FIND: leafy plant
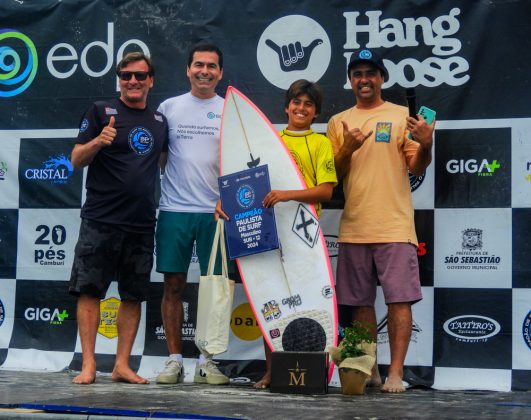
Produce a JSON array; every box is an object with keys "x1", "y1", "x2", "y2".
[{"x1": 340, "y1": 321, "x2": 375, "y2": 359}]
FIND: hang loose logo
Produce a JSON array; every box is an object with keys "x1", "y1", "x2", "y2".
[
  {"x1": 257, "y1": 15, "x2": 331, "y2": 90},
  {"x1": 265, "y1": 39, "x2": 323, "y2": 72}
]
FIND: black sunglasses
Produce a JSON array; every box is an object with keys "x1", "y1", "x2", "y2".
[{"x1": 118, "y1": 71, "x2": 150, "y2": 81}]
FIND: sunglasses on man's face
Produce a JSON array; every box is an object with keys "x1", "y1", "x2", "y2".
[{"x1": 117, "y1": 71, "x2": 150, "y2": 81}]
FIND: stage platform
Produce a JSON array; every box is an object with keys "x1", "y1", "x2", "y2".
[{"x1": 0, "y1": 370, "x2": 530, "y2": 419}]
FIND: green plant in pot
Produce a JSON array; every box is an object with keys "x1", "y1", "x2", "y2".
[{"x1": 329, "y1": 321, "x2": 376, "y2": 395}]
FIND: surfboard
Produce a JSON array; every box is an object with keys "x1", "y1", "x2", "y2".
[{"x1": 220, "y1": 86, "x2": 338, "y2": 359}]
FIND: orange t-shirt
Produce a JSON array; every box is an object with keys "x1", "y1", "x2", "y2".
[{"x1": 327, "y1": 101, "x2": 419, "y2": 246}]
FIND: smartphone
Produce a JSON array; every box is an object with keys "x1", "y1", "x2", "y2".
[
  {"x1": 408, "y1": 106, "x2": 436, "y2": 139},
  {"x1": 418, "y1": 106, "x2": 436, "y2": 124}
]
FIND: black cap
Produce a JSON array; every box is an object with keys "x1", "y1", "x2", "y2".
[{"x1": 347, "y1": 49, "x2": 388, "y2": 81}]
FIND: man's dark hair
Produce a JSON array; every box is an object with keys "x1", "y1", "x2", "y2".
[
  {"x1": 284, "y1": 79, "x2": 323, "y2": 116},
  {"x1": 187, "y1": 43, "x2": 223, "y2": 70},
  {"x1": 116, "y1": 52, "x2": 154, "y2": 76}
]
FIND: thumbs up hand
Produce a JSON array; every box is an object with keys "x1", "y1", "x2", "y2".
[{"x1": 98, "y1": 116, "x2": 117, "y2": 147}]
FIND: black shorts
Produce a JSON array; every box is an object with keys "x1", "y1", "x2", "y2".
[{"x1": 69, "y1": 219, "x2": 154, "y2": 300}]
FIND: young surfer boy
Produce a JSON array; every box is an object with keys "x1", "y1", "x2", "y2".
[
  {"x1": 215, "y1": 79, "x2": 337, "y2": 388},
  {"x1": 255, "y1": 79, "x2": 338, "y2": 388}
]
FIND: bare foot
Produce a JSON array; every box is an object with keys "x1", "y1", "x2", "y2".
[
  {"x1": 73, "y1": 368, "x2": 96, "y2": 385},
  {"x1": 366, "y1": 375, "x2": 382, "y2": 387},
  {"x1": 253, "y1": 372, "x2": 271, "y2": 389},
  {"x1": 381, "y1": 374, "x2": 406, "y2": 393},
  {"x1": 366, "y1": 364, "x2": 382, "y2": 387},
  {"x1": 111, "y1": 366, "x2": 149, "y2": 384}
]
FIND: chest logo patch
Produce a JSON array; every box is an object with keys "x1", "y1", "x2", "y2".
[
  {"x1": 79, "y1": 118, "x2": 89, "y2": 133},
  {"x1": 128, "y1": 126, "x2": 154, "y2": 155},
  {"x1": 375, "y1": 122, "x2": 392, "y2": 143}
]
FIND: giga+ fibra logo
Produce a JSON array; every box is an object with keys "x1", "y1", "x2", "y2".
[
  {"x1": 24, "y1": 307, "x2": 69, "y2": 325},
  {"x1": 446, "y1": 159, "x2": 501, "y2": 177},
  {"x1": 0, "y1": 29, "x2": 38, "y2": 97}
]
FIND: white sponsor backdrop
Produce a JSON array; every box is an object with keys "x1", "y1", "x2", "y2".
[
  {"x1": 1, "y1": 118, "x2": 531, "y2": 391},
  {"x1": 1, "y1": 0, "x2": 531, "y2": 391}
]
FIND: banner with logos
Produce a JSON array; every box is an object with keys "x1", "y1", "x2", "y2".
[{"x1": 1, "y1": 0, "x2": 530, "y2": 391}]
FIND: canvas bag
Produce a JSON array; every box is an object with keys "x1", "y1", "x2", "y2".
[{"x1": 194, "y1": 219, "x2": 235, "y2": 356}]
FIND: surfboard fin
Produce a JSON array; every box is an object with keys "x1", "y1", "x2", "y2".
[{"x1": 247, "y1": 153, "x2": 260, "y2": 168}]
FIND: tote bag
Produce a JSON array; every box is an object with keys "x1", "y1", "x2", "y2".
[{"x1": 194, "y1": 219, "x2": 235, "y2": 356}]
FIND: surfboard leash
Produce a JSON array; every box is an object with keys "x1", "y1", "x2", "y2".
[
  {"x1": 230, "y1": 90, "x2": 260, "y2": 168},
  {"x1": 277, "y1": 240, "x2": 296, "y2": 306}
]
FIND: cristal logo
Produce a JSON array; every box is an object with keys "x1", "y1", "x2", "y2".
[
  {"x1": 1, "y1": 23, "x2": 149, "y2": 97},
  {"x1": 24, "y1": 154, "x2": 74, "y2": 184},
  {"x1": 257, "y1": 15, "x2": 331, "y2": 89},
  {"x1": 446, "y1": 159, "x2": 501, "y2": 176},
  {"x1": 24, "y1": 307, "x2": 69, "y2": 324},
  {"x1": 0, "y1": 29, "x2": 38, "y2": 97},
  {"x1": 443, "y1": 315, "x2": 500, "y2": 341},
  {"x1": 343, "y1": 8, "x2": 469, "y2": 88}
]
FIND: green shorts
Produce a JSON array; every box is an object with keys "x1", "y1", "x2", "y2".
[{"x1": 155, "y1": 211, "x2": 222, "y2": 276}]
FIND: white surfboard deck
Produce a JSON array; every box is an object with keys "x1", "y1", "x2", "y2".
[{"x1": 220, "y1": 86, "x2": 338, "y2": 357}]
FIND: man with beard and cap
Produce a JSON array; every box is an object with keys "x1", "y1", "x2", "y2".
[{"x1": 327, "y1": 49, "x2": 435, "y2": 393}]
